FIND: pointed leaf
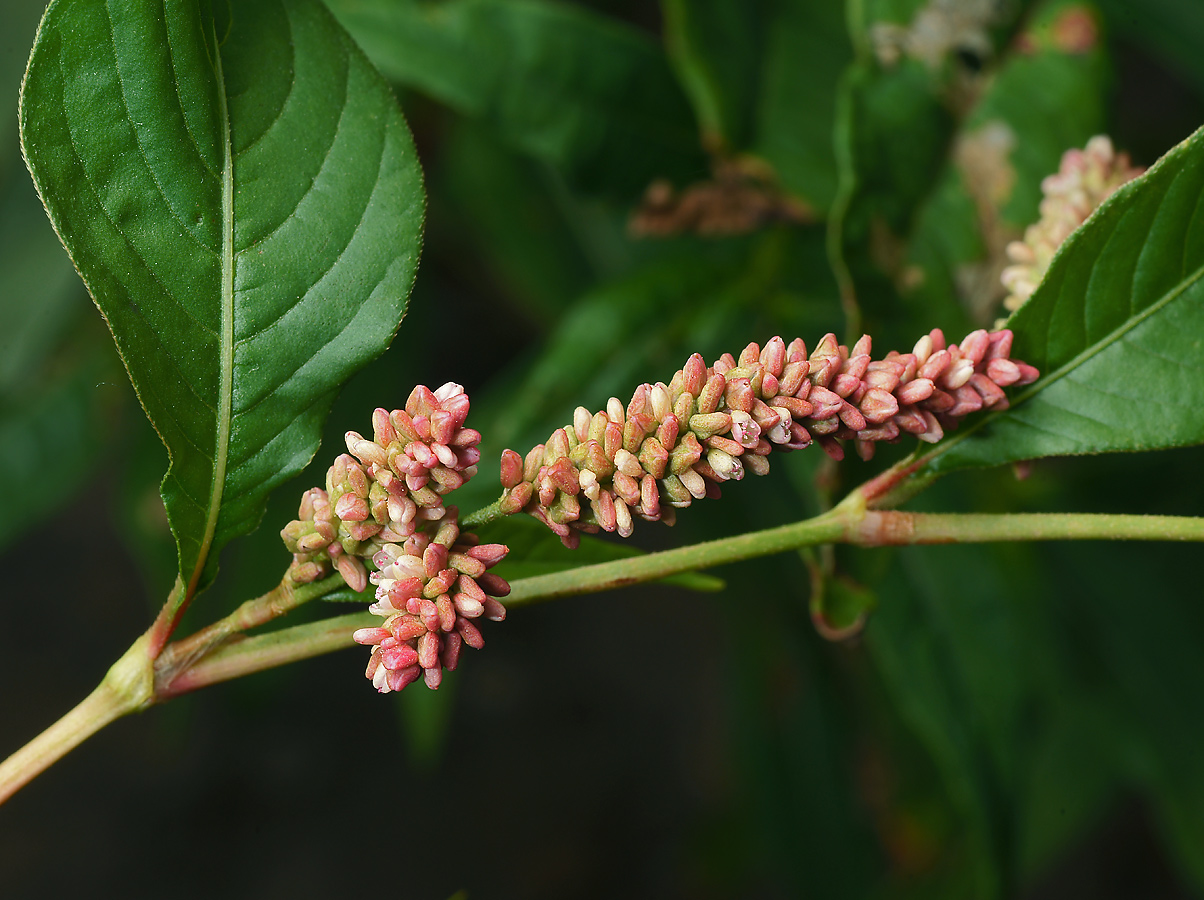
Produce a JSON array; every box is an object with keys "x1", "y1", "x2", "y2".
[
  {"x1": 20, "y1": 0, "x2": 424, "y2": 599},
  {"x1": 922, "y1": 125, "x2": 1204, "y2": 472}
]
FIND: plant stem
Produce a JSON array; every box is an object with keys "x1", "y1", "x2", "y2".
[
  {"x1": 5, "y1": 503, "x2": 1203, "y2": 804},
  {"x1": 0, "y1": 634, "x2": 154, "y2": 805},
  {"x1": 160, "y1": 611, "x2": 378, "y2": 698},
  {"x1": 852, "y1": 511, "x2": 1204, "y2": 545},
  {"x1": 506, "y1": 509, "x2": 849, "y2": 606},
  {"x1": 153, "y1": 573, "x2": 344, "y2": 693},
  {"x1": 462, "y1": 496, "x2": 510, "y2": 529},
  {"x1": 145, "y1": 577, "x2": 185, "y2": 658}
]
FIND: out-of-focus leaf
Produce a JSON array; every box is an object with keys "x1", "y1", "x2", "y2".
[
  {"x1": 0, "y1": 0, "x2": 56, "y2": 174},
  {"x1": 830, "y1": 0, "x2": 1030, "y2": 335},
  {"x1": 661, "y1": 0, "x2": 850, "y2": 212},
  {"x1": 476, "y1": 515, "x2": 724, "y2": 592},
  {"x1": 719, "y1": 554, "x2": 880, "y2": 895},
  {"x1": 0, "y1": 360, "x2": 114, "y2": 548},
  {"x1": 661, "y1": 0, "x2": 766, "y2": 149},
  {"x1": 1095, "y1": 0, "x2": 1204, "y2": 99},
  {"x1": 327, "y1": 0, "x2": 706, "y2": 195},
  {"x1": 0, "y1": 0, "x2": 89, "y2": 393},
  {"x1": 921, "y1": 124, "x2": 1204, "y2": 472},
  {"x1": 868, "y1": 544, "x2": 1044, "y2": 899},
  {"x1": 435, "y1": 120, "x2": 597, "y2": 322},
  {"x1": 0, "y1": 173, "x2": 86, "y2": 393},
  {"x1": 21, "y1": 0, "x2": 423, "y2": 604},
  {"x1": 752, "y1": 0, "x2": 851, "y2": 212},
  {"x1": 1051, "y1": 537, "x2": 1204, "y2": 889},
  {"x1": 474, "y1": 245, "x2": 770, "y2": 457}
]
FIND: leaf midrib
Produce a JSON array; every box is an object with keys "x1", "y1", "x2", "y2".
[{"x1": 186, "y1": 23, "x2": 234, "y2": 599}]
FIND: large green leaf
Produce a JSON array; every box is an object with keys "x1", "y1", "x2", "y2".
[
  {"x1": 326, "y1": 0, "x2": 705, "y2": 195},
  {"x1": 20, "y1": 0, "x2": 424, "y2": 600},
  {"x1": 922, "y1": 124, "x2": 1204, "y2": 472}
]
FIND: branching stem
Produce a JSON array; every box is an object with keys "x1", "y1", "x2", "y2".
[{"x1": 4, "y1": 501, "x2": 1204, "y2": 805}]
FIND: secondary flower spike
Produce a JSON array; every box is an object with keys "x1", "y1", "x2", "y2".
[{"x1": 500, "y1": 329, "x2": 1038, "y2": 546}]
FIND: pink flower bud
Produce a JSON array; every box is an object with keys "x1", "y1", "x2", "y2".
[{"x1": 859, "y1": 388, "x2": 899, "y2": 425}]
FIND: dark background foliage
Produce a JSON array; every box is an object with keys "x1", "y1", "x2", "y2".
[{"x1": 3, "y1": 0, "x2": 1204, "y2": 897}]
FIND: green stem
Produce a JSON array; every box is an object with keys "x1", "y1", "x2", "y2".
[
  {"x1": 171, "y1": 509, "x2": 1204, "y2": 691},
  {"x1": 462, "y1": 496, "x2": 510, "y2": 529},
  {"x1": 6, "y1": 503, "x2": 1203, "y2": 804},
  {"x1": 504, "y1": 508, "x2": 849, "y2": 606},
  {"x1": 160, "y1": 612, "x2": 378, "y2": 698},
  {"x1": 153, "y1": 573, "x2": 344, "y2": 692},
  {"x1": 853, "y1": 511, "x2": 1204, "y2": 545}
]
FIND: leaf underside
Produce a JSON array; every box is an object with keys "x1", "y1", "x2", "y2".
[{"x1": 21, "y1": 0, "x2": 424, "y2": 596}]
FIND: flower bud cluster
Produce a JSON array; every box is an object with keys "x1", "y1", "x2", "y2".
[
  {"x1": 280, "y1": 384, "x2": 507, "y2": 693},
  {"x1": 1002, "y1": 135, "x2": 1143, "y2": 312},
  {"x1": 281, "y1": 383, "x2": 482, "y2": 591},
  {"x1": 501, "y1": 329, "x2": 1038, "y2": 546},
  {"x1": 352, "y1": 509, "x2": 510, "y2": 692}
]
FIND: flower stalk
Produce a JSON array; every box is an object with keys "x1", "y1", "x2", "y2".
[
  {"x1": 148, "y1": 506, "x2": 1204, "y2": 694},
  {"x1": 3, "y1": 501, "x2": 1202, "y2": 805}
]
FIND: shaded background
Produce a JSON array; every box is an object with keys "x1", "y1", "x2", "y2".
[{"x1": 3, "y1": 0, "x2": 1204, "y2": 897}]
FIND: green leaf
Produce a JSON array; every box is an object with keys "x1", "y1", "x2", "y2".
[
  {"x1": 326, "y1": 0, "x2": 705, "y2": 195},
  {"x1": 20, "y1": 0, "x2": 424, "y2": 600},
  {"x1": 867, "y1": 545, "x2": 1040, "y2": 898},
  {"x1": 471, "y1": 246, "x2": 771, "y2": 461},
  {"x1": 922, "y1": 124, "x2": 1204, "y2": 472},
  {"x1": 1047, "y1": 535, "x2": 1204, "y2": 890},
  {"x1": 435, "y1": 120, "x2": 597, "y2": 322}
]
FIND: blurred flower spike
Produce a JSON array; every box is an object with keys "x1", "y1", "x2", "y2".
[
  {"x1": 1002, "y1": 135, "x2": 1144, "y2": 312},
  {"x1": 281, "y1": 384, "x2": 509, "y2": 692},
  {"x1": 502, "y1": 329, "x2": 1038, "y2": 547}
]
